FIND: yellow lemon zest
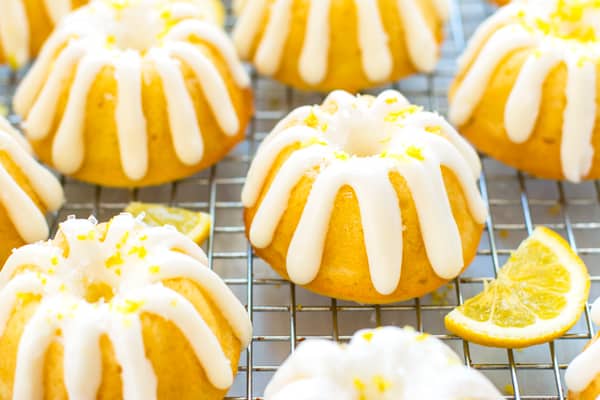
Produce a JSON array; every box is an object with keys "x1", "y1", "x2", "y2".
[
  {"x1": 105, "y1": 252, "x2": 124, "y2": 268},
  {"x1": 118, "y1": 299, "x2": 144, "y2": 314},
  {"x1": 304, "y1": 111, "x2": 319, "y2": 128},
  {"x1": 406, "y1": 145, "x2": 425, "y2": 161},
  {"x1": 128, "y1": 246, "x2": 147, "y2": 259},
  {"x1": 149, "y1": 265, "x2": 161, "y2": 274},
  {"x1": 373, "y1": 374, "x2": 392, "y2": 393},
  {"x1": 362, "y1": 331, "x2": 374, "y2": 342}
]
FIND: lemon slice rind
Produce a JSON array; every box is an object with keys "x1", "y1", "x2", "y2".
[{"x1": 445, "y1": 227, "x2": 589, "y2": 348}]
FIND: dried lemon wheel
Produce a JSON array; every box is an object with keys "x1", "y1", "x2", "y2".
[
  {"x1": 445, "y1": 227, "x2": 590, "y2": 348},
  {"x1": 124, "y1": 202, "x2": 211, "y2": 245}
]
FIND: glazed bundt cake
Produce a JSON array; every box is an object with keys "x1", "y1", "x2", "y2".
[
  {"x1": 0, "y1": 0, "x2": 87, "y2": 68},
  {"x1": 265, "y1": 326, "x2": 502, "y2": 399},
  {"x1": 0, "y1": 213, "x2": 252, "y2": 399},
  {"x1": 450, "y1": 0, "x2": 600, "y2": 182},
  {"x1": 0, "y1": 116, "x2": 64, "y2": 265},
  {"x1": 14, "y1": 0, "x2": 253, "y2": 188},
  {"x1": 233, "y1": 0, "x2": 450, "y2": 92},
  {"x1": 566, "y1": 296, "x2": 600, "y2": 399},
  {"x1": 242, "y1": 90, "x2": 487, "y2": 304}
]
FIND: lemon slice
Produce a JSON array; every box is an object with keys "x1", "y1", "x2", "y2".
[
  {"x1": 445, "y1": 227, "x2": 590, "y2": 348},
  {"x1": 124, "y1": 202, "x2": 211, "y2": 245}
]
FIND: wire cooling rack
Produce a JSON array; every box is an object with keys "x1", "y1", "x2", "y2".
[{"x1": 1, "y1": 0, "x2": 599, "y2": 398}]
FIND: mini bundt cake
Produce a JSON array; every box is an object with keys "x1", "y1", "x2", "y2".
[
  {"x1": 566, "y1": 296, "x2": 600, "y2": 399},
  {"x1": 0, "y1": 0, "x2": 87, "y2": 68},
  {"x1": 450, "y1": 0, "x2": 600, "y2": 182},
  {"x1": 265, "y1": 326, "x2": 503, "y2": 399},
  {"x1": 0, "y1": 116, "x2": 64, "y2": 265},
  {"x1": 242, "y1": 90, "x2": 487, "y2": 304},
  {"x1": 0, "y1": 213, "x2": 252, "y2": 399},
  {"x1": 13, "y1": 0, "x2": 253, "y2": 188},
  {"x1": 232, "y1": 0, "x2": 450, "y2": 92}
]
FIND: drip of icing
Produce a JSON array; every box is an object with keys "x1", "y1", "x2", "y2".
[
  {"x1": 566, "y1": 297, "x2": 600, "y2": 393},
  {"x1": 14, "y1": 0, "x2": 250, "y2": 181},
  {"x1": 298, "y1": 0, "x2": 331, "y2": 85},
  {"x1": 396, "y1": 0, "x2": 440, "y2": 72},
  {"x1": 167, "y1": 41, "x2": 240, "y2": 135},
  {"x1": 432, "y1": 0, "x2": 451, "y2": 20},
  {"x1": 504, "y1": 49, "x2": 561, "y2": 142},
  {"x1": 355, "y1": 0, "x2": 392, "y2": 82},
  {"x1": 231, "y1": 0, "x2": 267, "y2": 59},
  {"x1": 561, "y1": 58, "x2": 596, "y2": 182},
  {"x1": 0, "y1": 121, "x2": 64, "y2": 243},
  {"x1": 264, "y1": 326, "x2": 503, "y2": 399},
  {"x1": 0, "y1": 0, "x2": 28, "y2": 67},
  {"x1": 285, "y1": 158, "x2": 404, "y2": 294},
  {"x1": 457, "y1": 3, "x2": 520, "y2": 69},
  {"x1": 450, "y1": 0, "x2": 600, "y2": 182},
  {"x1": 242, "y1": 90, "x2": 486, "y2": 295},
  {"x1": 0, "y1": 0, "x2": 71, "y2": 67},
  {"x1": 233, "y1": 0, "x2": 448, "y2": 86},
  {"x1": 114, "y1": 50, "x2": 148, "y2": 181},
  {"x1": 53, "y1": 52, "x2": 112, "y2": 174},
  {"x1": 253, "y1": 0, "x2": 292, "y2": 76},
  {"x1": 148, "y1": 46, "x2": 204, "y2": 165},
  {"x1": 0, "y1": 214, "x2": 252, "y2": 399},
  {"x1": 449, "y1": 24, "x2": 538, "y2": 125},
  {"x1": 0, "y1": 115, "x2": 31, "y2": 151}
]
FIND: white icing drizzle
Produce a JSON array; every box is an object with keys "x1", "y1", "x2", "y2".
[
  {"x1": 0, "y1": 119, "x2": 64, "y2": 244},
  {"x1": 449, "y1": 25, "x2": 538, "y2": 125},
  {"x1": 167, "y1": 41, "x2": 240, "y2": 135},
  {"x1": 355, "y1": 0, "x2": 392, "y2": 82},
  {"x1": 242, "y1": 90, "x2": 486, "y2": 295},
  {"x1": 396, "y1": 0, "x2": 440, "y2": 72},
  {"x1": 0, "y1": 115, "x2": 31, "y2": 152},
  {"x1": 253, "y1": 0, "x2": 292, "y2": 77},
  {"x1": 232, "y1": 0, "x2": 448, "y2": 86},
  {"x1": 449, "y1": 0, "x2": 600, "y2": 182},
  {"x1": 114, "y1": 50, "x2": 148, "y2": 181},
  {"x1": 148, "y1": 46, "x2": 204, "y2": 165},
  {"x1": 0, "y1": 0, "x2": 71, "y2": 67},
  {"x1": 504, "y1": 50, "x2": 562, "y2": 143},
  {"x1": 566, "y1": 296, "x2": 600, "y2": 393},
  {"x1": 298, "y1": 0, "x2": 331, "y2": 85},
  {"x1": 0, "y1": 214, "x2": 253, "y2": 399},
  {"x1": 14, "y1": 0, "x2": 250, "y2": 181},
  {"x1": 265, "y1": 326, "x2": 503, "y2": 399},
  {"x1": 432, "y1": 0, "x2": 451, "y2": 20},
  {"x1": 561, "y1": 59, "x2": 597, "y2": 182},
  {"x1": 53, "y1": 52, "x2": 112, "y2": 174},
  {"x1": 457, "y1": 3, "x2": 520, "y2": 70}
]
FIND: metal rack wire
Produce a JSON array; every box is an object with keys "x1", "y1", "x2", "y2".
[{"x1": 1, "y1": 0, "x2": 599, "y2": 398}]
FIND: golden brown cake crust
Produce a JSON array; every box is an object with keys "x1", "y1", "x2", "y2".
[
  {"x1": 450, "y1": 45, "x2": 600, "y2": 181},
  {"x1": 0, "y1": 150, "x2": 47, "y2": 265},
  {"x1": 0, "y1": 0, "x2": 87, "y2": 65},
  {"x1": 241, "y1": 0, "x2": 445, "y2": 92},
  {"x1": 0, "y1": 264, "x2": 243, "y2": 399},
  {"x1": 243, "y1": 144, "x2": 483, "y2": 304},
  {"x1": 28, "y1": 43, "x2": 253, "y2": 188}
]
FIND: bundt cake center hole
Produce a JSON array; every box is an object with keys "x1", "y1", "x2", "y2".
[
  {"x1": 84, "y1": 281, "x2": 115, "y2": 303},
  {"x1": 328, "y1": 108, "x2": 387, "y2": 157},
  {"x1": 103, "y1": 0, "x2": 168, "y2": 51}
]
